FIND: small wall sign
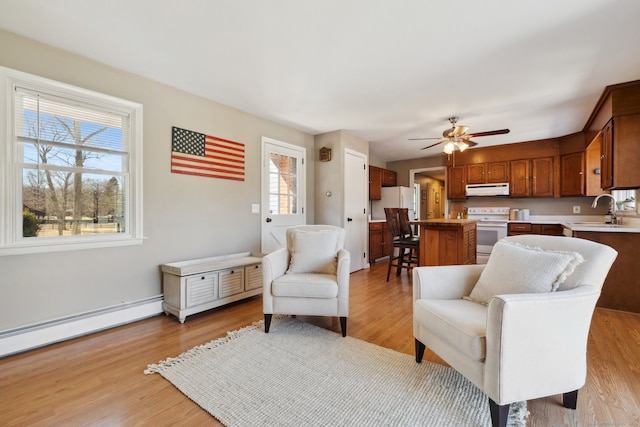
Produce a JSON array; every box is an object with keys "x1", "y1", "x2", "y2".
[{"x1": 319, "y1": 146, "x2": 332, "y2": 162}]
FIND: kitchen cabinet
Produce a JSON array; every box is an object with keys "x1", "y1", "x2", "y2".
[
  {"x1": 574, "y1": 231, "x2": 640, "y2": 313},
  {"x1": 560, "y1": 152, "x2": 585, "y2": 196},
  {"x1": 510, "y1": 157, "x2": 554, "y2": 198},
  {"x1": 369, "y1": 166, "x2": 382, "y2": 200},
  {"x1": 369, "y1": 221, "x2": 391, "y2": 262},
  {"x1": 600, "y1": 115, "x2": 640, "y2": 190},
  {"x1": 382, "y1": 169, "x2": 397, "y2": 186},
  {"x1": 369, "y1": 166, "x2": 397, "y2": 200},
  {"x1": 161, "y1": 252, "x2": 263, "y2": 323},
  {"x1": 447, "y1": 165, "x2": 467, "y2": 200},
  {"x1": 466, "y1": 161, "x2": 509, "y2": 184},
  {"x1": 508, "y1": 223, "x2": 563, "y2": 236},
  {"x1": 414, "y1": 219, "x2": 477, "y2": 266}
]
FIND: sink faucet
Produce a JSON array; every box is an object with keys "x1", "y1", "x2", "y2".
[{"x1": 591, "y1": 194, "x2": 617, "y2": 223}]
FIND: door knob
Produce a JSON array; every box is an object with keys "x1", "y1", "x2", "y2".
[
  {"x1": 266, "y1": 218, "x2": 272, "y2": 223},
  {"x1": 347, "y1": 217, "x2": 353, "y2": 222}
]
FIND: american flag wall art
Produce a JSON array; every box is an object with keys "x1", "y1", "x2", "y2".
[{"x1": 171, "y1": 126, "x2": 245, "y2": 181}]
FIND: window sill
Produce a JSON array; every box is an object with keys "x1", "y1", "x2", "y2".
[{"x1": 0, "y1": 237, "x2": 145, "y2": 256}]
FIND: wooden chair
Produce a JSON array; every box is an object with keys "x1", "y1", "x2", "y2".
[
  {"x1": 384, "y1": 208, "x2": 419, "y2": 281},
  {"x1": 398, "y1": 207, "x2": 419, "y2": 265}
]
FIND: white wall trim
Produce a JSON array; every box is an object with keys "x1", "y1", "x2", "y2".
[{"x1": 0, "y1": 297, "x2": 163, "y2": 358}]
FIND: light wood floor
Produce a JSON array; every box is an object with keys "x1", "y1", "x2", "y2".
[{"x1": 1, "y1": 261, "x2": 639, "y2": 426}]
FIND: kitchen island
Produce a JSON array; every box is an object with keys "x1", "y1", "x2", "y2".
[{"x1": 412, "y1": 219, "x2": 479, "y2": 266}]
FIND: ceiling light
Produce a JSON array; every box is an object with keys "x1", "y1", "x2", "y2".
[
  {"x1": 443, "y1": 142, "x2": 455, "y2": 155},
  {"x1": 457, "y1": 141, "x2": 469, "y2": 152}
]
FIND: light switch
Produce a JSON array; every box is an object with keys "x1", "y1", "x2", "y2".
[{"x1": 252, "y1": 204, "x2": 260, "y2": 213}]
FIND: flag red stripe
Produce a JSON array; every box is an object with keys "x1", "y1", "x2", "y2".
[
  {"x1": 171, "y1": 162, "x2": 244, "y2": 177},
  {"x1": 171, "y1": 169, "x2": 245, "y2": 181},
  {"x1": 172, "y1": 153, "x2": 245, "y2": 171}
]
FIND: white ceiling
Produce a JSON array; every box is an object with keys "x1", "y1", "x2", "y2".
[{"x1": 1, "y1": 0, "x2": 639, "y2": 162}]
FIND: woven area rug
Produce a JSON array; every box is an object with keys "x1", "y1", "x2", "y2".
[{"x1": 145, "y1": 317, "x2": 528, "y2": 426}]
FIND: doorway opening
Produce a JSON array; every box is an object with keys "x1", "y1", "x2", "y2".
[{"x1": 409, "y1": 167, "x2": 447, "y2": 220}]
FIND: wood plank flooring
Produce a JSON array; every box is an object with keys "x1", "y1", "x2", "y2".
[{"x1": 1, "y1": 261, "x2": 639, "y2": 426}]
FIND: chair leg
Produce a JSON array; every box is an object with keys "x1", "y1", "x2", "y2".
[
  {"x1": 396, "y1": 247, "x2": 405, "y2": 276},
  {"x1": 386, "y1": 250, "x2": 394, "y2": 282},
  {"x1": 339, "y1": 317, "x2": 347, "y2": 337},
  {"x1": 488, "y1": 399, "x2": 509, "y2": 427},
  {"x1": 264, "y1": 314, "x2": 272, "y2": 333},
  {"x1": 415, "y1": 339, "x2": 425, "y2": 363},
  {"x1": 563, "y1": 389, "x2": 578, "y2": 409}
]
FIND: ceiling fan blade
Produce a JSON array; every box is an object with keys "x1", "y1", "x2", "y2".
[
  {"x1": 452, "y1": 125, "x2": 469, "y2": 137},
  {"x1": 460, "y1": 138, "x2": 478, "y2": 147},
  {"x1": 408, "y1": 137, "x2": 440, "y2": 141},
  {"x1": 465, "y1": 128, "x2": 510, "y2": 138},
  {"x1": 420, "y1": 140, "x2": 445, "y2": 150}
]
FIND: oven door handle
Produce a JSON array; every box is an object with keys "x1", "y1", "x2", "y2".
[{"x1": 477, "y1": 223, "x2": 508, "y2": 228}]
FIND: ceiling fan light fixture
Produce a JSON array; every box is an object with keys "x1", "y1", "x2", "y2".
[
  {"x1": 443, "y1": 142, "x2": 455, "y2": 155},
  {"x1": 457, "y1": 141, "x2": 469, "y2": 152}
]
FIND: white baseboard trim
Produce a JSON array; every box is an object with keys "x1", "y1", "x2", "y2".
[{"x1": 0, "y1": 297, "x2": 164, "y2": 358}]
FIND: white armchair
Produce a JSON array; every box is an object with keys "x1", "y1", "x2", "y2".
[
  {"x1": 262, "y1": 225, "x2": 350, "y2": 336},
  {"x1": 413, "y1": 235, "x2": 617, "y2": 427}
]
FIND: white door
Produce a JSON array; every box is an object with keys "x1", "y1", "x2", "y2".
[
  {"x1": 261, "y1": 137, "x2": 306, "y2": 254},
  {"x1": 344, "y1": 149, "x2": 368, "y2": 272}
]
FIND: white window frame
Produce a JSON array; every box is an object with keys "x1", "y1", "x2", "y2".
[{"x1": 0, "y1": 67, "x2": 143, "y2": 256}]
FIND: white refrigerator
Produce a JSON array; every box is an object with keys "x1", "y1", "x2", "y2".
[{"x1": 371, "y1": 186, "x2": 415, "y2": 220}]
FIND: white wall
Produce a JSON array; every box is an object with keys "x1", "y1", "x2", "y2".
[{"x1": 0, "y1": 30, "x2": 315, "y2": 332}]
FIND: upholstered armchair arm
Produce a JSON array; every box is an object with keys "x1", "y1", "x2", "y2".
[
  {"x1": 336, "y1": 248, "x2": 350, "y2": 316},
  {"x1": 483, "y1": 285, "x2": 601, "y2": 405},
  {"x1": 413, "y1": 264, "x2": 485, "y2": 302},
  {"x1": 262, "y1": 247, "x2": 289, "y2": 313}
]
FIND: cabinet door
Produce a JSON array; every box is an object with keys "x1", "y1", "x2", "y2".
[
  {"x1": 600, "y1": 119, "x2": 613, "y2": 189},
  {"x1": 368, "y1": 223, "x2": 383, "y2": 261},
  {"x1": 561, "y1": 152, "x2": 585, "y2": 196},
  {"x1": 531, "y1": 157, "x2": 554, "y2": 197},
  {"x1": 382, "y1": 169, "x2": 397, "y2": 186},
  {"x1": 509, "y1": 159, "x2": 530, "y2": 197},
  {"x1": 486, "y1": 161, "x2": 509, "y2": 183},
  {"x1": 186, "y1": 273, "x2": 218, "y2": 307},
  {"x1": 369, "y1": 166, "x2": 382, "y2": 200},
  {"x1": 466, "y1": 164, "x2": 486, "y2": 184},
  {"x1": 447, "y1": 166, "x2": 466, "y2": 200},
  {"x1": 244, "y1": 264, "x2": 263, "y2": 291},
  {"x1": 219, "y1": 269, "x2": 245, "y2": 298},
  {"x1": 610, "y1": 114, "x2": 640, "y2": 189}
]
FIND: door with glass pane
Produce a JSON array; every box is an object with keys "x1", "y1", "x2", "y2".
[{"x1": 261, "y1": 137, "x2": 306, "y2": 254}]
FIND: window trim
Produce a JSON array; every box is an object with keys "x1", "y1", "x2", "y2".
[{"x1": 0, "y1": 66, "x2": 143, "y2": 256}]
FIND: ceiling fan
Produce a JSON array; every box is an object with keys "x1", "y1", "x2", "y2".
[{"x1": 410, "y1": 116, "x2": 510, "y2": 154}]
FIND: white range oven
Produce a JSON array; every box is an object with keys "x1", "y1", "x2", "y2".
[{"x1": 467, "y1": 207, "x2": 510, "y2": 264}]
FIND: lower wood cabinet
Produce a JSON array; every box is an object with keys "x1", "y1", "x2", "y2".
[
  {"x1": 161, "y1": 252, "x2": 263, "y2": 323},
  {"x1": 369, "y1": 221, "x2": 391, "y2": 262},
  {"x1": 508, "y1": 223, "x2": 564, "y2": 236}
]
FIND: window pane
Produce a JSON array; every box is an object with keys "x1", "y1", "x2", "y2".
[
  {"x1": 22, "y1": 170, "x2": 125, "y2": 238},
  {"x1": 268, "y1": 152, "x2": 299, "y2": 215}
]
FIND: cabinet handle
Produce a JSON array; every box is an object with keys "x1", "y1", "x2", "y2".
[{"x1": 201, "y1": 276, "x2": 205, "y2": 280}]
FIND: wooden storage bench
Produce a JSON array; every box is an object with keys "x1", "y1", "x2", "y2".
[{"x1": 160, "y1": 252, "x2": 263, "y2": 323}]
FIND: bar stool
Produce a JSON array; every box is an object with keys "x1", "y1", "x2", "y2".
[
  {"x1": 384, "y1": 208, "x2": 419, "y2": 281},
  {"x1": 398, "y1": 207, "x2": 420, "y2": 266}
]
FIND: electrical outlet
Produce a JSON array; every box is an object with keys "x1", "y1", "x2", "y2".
[
  {"x1": 252, "y1": 204, "x2": 260, "y2": 213},
  {"x1": 573, "y1": 206, "x2": 581, "y2": 214}
]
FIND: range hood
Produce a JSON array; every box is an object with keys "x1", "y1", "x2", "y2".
[{"x1": 466, "y1": 183, "x2": 510, "y2": 197}]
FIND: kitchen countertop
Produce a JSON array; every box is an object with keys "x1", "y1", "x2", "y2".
[{"x1": 411, "y1": 219, "x2": 480, "y2": 226}]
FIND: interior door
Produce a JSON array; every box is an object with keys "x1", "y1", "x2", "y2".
[
  {"x1": 261, "y1": 137, "x2": 306, "y2": 254},
  {"x1": 344, "y1": 149, "x2": 368, "y2": 272}
]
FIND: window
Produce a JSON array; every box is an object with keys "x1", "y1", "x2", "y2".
[
  {"x1": 0, "y1": 67, "x2": 143, "y2": 255},
  {"x1": 268, "y1": 152, "x2": 299, "y2": 215},
  {"x1": 612, "y1": 189, "x2": 636, "y2": 214}
]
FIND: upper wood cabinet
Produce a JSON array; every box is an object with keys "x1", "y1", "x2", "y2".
[
  {"x1": 369, "y1": 166, "x2": 382, "y2": 200},
  {"x1": 510, "y1": 157, "x2": 554, "y2": 198},
  {"x1": 447, "y1": 165, "x2": 466, "y2": 200},
  {"x1": 466, "y1": 161, "x2": 509, "y2": 184},
  {"x1": 369, "y1": 166, "x2": 397, "y2": 200},
  {"x1": 382, "y1": 169, "x2": 397, "y2": 187},
  {"x1": 600, "y1": 115, "x2": 640, "y2": 190},
  {"x1": 560, "y1": 152, "x2": 585, "y2": 196}
]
